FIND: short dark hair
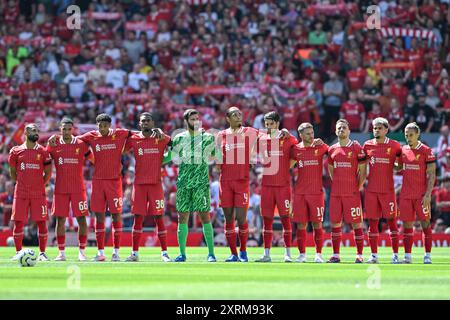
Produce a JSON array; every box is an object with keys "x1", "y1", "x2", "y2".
[
  {"x1": 183, "y1": 109, "x2": 198, "y2": 121},
  {"x1": 140, "y1": 112, "x2": 153, "y2": 121},
  {"x1": 96, "y1": 113, "x2": 112, "y2": 123},
  {"x1": 60, "y1": 117, "x2": 74, "y2": 126},
  {"x1": 226, "y1": 106, "x2": 240, "y2": 118},
  {"x1": 263, "y1": 111, "x2": 280, "y2": 123}
]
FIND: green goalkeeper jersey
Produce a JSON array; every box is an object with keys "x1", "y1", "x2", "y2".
[{"x1": 169, "y1": 130, "x2": 216, "y2": 189}]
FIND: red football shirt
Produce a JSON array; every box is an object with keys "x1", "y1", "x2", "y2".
[
  {"x1": 363, "y1": 137, "x2": 402, "y2": 193},
  {"x1": 291, "y1": 142, "x2": 328, "y2": 194},
  {"x1": 340, "y1": 101, "x2": 365, "y2": 131},
  {"x1": 280, "y1": 106, "x2": 299, "y2": 131},
  {"x1": 47, "y1": 136, "x2": 90, "y2": 194},
  {"x1": 8, "y1": 144, "x2": 51, "y2": 198},
  {"x1": 259, "y1": 133, "x2": 298, "y2": 186},
  {"x1": 125, "y1": 132, "x2": 170, "y2": 185},
  {"x1": 399, "y1": 142, "x2": 436, "y2": 199},
  {"x1": 346, "y1": 68, "x2": 367, "y2": 91},
  {"x1": 78, "y1": 128, "x2": 131, "y2": 180},
  {"x1": 217, "y1": 127, "x2": 259, "y2": 181},
  {"x1": 328, "y1": 140, "x2": 367, "y2": 196},
  {"x1": 436, "y1": 188, "x2": 450, "y2": 212}
]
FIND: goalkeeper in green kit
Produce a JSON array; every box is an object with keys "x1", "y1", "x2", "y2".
[{"x1": 165, "y1": 109, "x2": 217, "y2": 262}]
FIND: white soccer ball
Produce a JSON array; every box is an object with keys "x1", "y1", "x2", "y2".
[
  {"x1": 18, "y1": 249, "x2": 37, "y2": 267},
  {"x1": 6, "y1": 236, "x2": 14, "y2": 247}
]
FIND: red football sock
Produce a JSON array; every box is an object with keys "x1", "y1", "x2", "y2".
[
  {"x1": 263, "y1": 217, "x2": 274, "y2": 249},
  {"x1": 13, "y1": 221, "x2": 24, "y2": 252},
  {"x1": 225, "y1": 222, "x2": 238, "y2": 255},
  {"x1": 78, "y1": 234, "x2": 87, "y2": 250},
  {"x1": 296, "y1": 229, "x2": 306, "y2": 254},
  {"x1": 57, "y1": 235, "x2": 65, "y2": 251},
  {"x1": 331, "y1": 227, "x2": 342, "y2": 255},
  {"x1": 95, "y1": 222, "x2": 105, "y2": 250},
  {"x1": 368, "y1": 220, "x2": 379, "y2": 254},
  {"x1": 112, "y1": 220, "x2": 122, "y2": 249},
  {"x1": 132, "y1": 215, "x2": 144, "y2": 252},
  {"x1": 313, "y1": 228, "x2": 323, "y2": 254},
  {"x1": 280, "y1": 216, "x2": 292, "y2": 248},
  {"x1": 388, "y1": 219, "x2": 399, "y2": 254},
  {"x1": 238, "y1": 222, "x2": 249, "y2": 252},
  {"x1": 155, "y1": 216, "x2": 167, "y2": 251},
  {"x1": 37, "y1": 221, "x2": 48, "y2": 253},
  {"x1": 354, "y1": 228, "x2": 365, "y2": 255},
  {"x1": 403, "y1": 227, "x2": 414, "y2": 254},
  {"x1": 423, "y1": 226, "x2": 432, "y2": 253}
]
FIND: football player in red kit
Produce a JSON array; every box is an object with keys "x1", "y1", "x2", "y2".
[
  {"x1": 47, "y1": 118, "x2": 93, "y2": 261},
  {"x1": 9, "y1": 124, "x2": 52, "y2": 261},
  {"x1": 216, "y1": 107, "x2": 259, "y2": 262},
  {"x1": 124, "y1": 113, "x2": 172, "y2": 262},
  {"x1": 327, "y1": 119, "x2": 367, "y2": 263},
  {"x1": 290, "y1": 123, "x2": 328, "y2": 263},
  {"x1": 399, "y1": 122, "x2": 436, "y2": 264},
  {"x1": 255, "y1": 111, "x2": 298, "y2": 263},
  {"x1": 363, "y1": 117, "x2": 402, "y2": 264}
]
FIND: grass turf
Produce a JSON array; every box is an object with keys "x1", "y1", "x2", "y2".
[{"x1": 1, "y1": 246, "x2": 449, "y2": 300}]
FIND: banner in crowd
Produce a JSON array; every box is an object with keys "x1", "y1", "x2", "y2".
[
  {"x1": 374, "y1": 61, "x2": 417, "y2": 77},
  {"x1": 125, "y1": 21, "x2": 158, "y2": 32},
  {"x1": 87, "y1": 12, "x2": 122, "y2": 20},
  {"x1": 186, "y1": 0, "x2": 215, "y2": 5},
  {"x1": 184, "y1": 82, "x2": 308, "y2": 98},
  {"x1": 1, "y1": 36, "x2": 56, "y2": 47},
  {"x1": 306, "y1": 1, "x2": 357, "y2": 16},
  {"x1": 379, "y1": 27, "x2": 437, "y2": 42}
]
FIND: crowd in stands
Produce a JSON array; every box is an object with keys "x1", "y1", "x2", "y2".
[{"x1": 0, "y1": 0, "x2": 450, "y2": 245}]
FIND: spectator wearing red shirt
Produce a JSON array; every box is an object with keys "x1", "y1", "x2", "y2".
[
  {"x1": 363, "y1": 101, "x2": 386, "y2": 133},
  {"x1": 346, "y1": 60, "x2": 367, "y2": 92},
  {"x1": 436, "y1": 178, "x2": 450, "y2": 228},
  {"x1": 340, "y1": 91, "x2": 366, "y2": 132},
  {"x1": 391, "y1": 75, "x2": 409, "y2": 106},
  {"x1": 387, "y1": 98, "x2": 406, "y2": 132},
  {"x1": 408, "y1": 38, "x2": 426, "y2": 75}
]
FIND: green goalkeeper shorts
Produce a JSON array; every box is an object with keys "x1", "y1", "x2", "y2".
[{"x1": 176, "y1": 184, "x2": 211, "y2": 213}]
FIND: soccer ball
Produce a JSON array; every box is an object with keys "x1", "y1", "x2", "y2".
[
  {"x1": 6, "y1": 236, "x2": 14, "y2": 247},
  {"x1": 18, "y1": 249, "x2": 37, "y2": 267}
]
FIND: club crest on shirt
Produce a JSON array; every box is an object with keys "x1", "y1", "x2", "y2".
[
  {"x1": 75, "y1": 148, "x2": 80, "y2": 155},
  {"x1": 280, "y1": 140, "x2": 284, "y2": 147},
  {"x1": 111, "y1": 134, "x2": 116, "y2": 140},
  {"x1": 347, "y1": 151, "x2": 353, "y2": 158},
  {"x1": 314, "y1": 149, "x2": 319, "y2": 156},
  {"x1": 386, "y1": 147, "x2": 391, "y2": 155},
  {"x1": 36, "y1": 154, "x2": 41, "y2": 160},
  {"x1": 415, "y1": 154, "x2": 421, "y2": 161}
]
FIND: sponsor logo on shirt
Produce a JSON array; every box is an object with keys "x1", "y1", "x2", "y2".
[
  {"x1": 138, "y1": 147, "x2": 159, "y2": 155},
  {"x1": 20, "y1": 163, "x2": 41, "y2": 170},
  {"x1": 404, "y1": 164, "x2": 420, "y2": 170},
  {"x1": 334, "y1": 162, "x2": 352, "y2": 168},
  {"x1": 370, "y1": 157, "x2": 390, "y2": 165},
  {"x1": 58, "y1": 157, "x2": 79, "y2": 165},
  {"x1": 225, "y1": 143, "x2": 245, "y2": 151},
  {"x1": 95, "y1": 144, "x2": 116, "y2": 152}
]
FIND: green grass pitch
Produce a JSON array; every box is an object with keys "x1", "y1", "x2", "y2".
[{"x1": 1, "y1": 247, "x2": 449, "y2": 299}]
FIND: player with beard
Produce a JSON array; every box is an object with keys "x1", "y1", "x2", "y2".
[
  {"x1": 166, "y1": 109, "x2": 217, "y2": 262},
  {"x1": 9, "y1": 124, "x2": 52, "y2": 261}
]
